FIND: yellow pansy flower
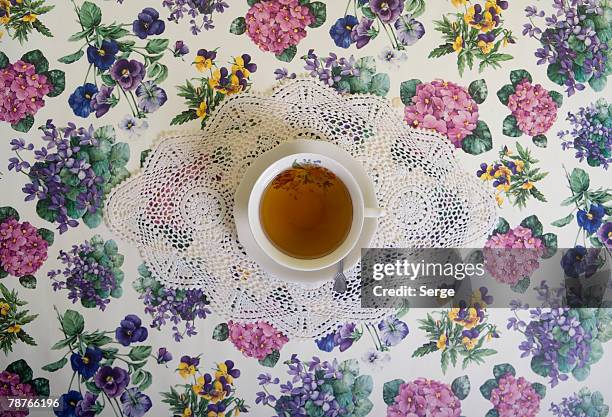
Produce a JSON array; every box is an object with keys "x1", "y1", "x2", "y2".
[
  {"x1": 22, "y1": 13, "x2": 37, "y2": 22},
  {"x1": 178, "y1": 362, "x2": 196, "y2": 379},
  {"x1": 0, "y1": 302, "x2": 10, "y2": 316},
  {"x1": 495, "y1": 194, "x2": 504, "y2": 206},
  {"x1": 215, "y1": 362, "x2": 234, "y2": 385},
  {"x1": 452, "y1": 35, "x2": 463, "y2": 53},
  {"x1": 194, "y1": 55, "x2": 214, "y2": 72},
  {"x1": 436, "y1": 334, "x2": 447, "y2": 351},
  {"x1": 8, "y1": 324, "x2": 21, "y2": 333},
  {"x1": 521, "y1": 181, "x2": 534, "y2": 190},
  {"x1": 462, "y1": 336, "x2": 477, "y2": 350},
  {"x1": 182, "y1": 408, "x2": 192, "y2": 417},
  {"x1": 478, "y1": 40, "x2": 494, "y2": 54},
  {"x1": 231, "y1": 55, "x2": 251, "y2": 78},
  {"x1": 196, "y1": 101, "x2": 208, "y2": 119},
  {"x1": 451, "y1": 0, "x2": 467, "y2": 7}
]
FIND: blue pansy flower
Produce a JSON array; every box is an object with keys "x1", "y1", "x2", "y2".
[
  {"x1": 55, "y1": 390, "x2": 83, "y2": 417},
  {"x1": 70, "y1": 346, "x2": 103, "y2": 379},
  {"x1": 576, "y1": 204, "x2": 605, "y2": 234},
  {"x1": 329, "y1": 15, "x2": 358, "y2": 48},
  {"x1": 315, "y1": 332, "x2": 336, "y2": 352},
  {"x1": 68, "y1": 83, "x2": 98, "y2": 118},
  {"x1": 86, "y1": 40, "x2": 119, "y2": 71},
  {"x1": 132, "y1": 8, "x2": 165, "y2": 39}
]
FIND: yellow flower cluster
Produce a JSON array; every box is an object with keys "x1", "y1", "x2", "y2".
[{"x1": 0, "y1": 301, "x2": 10, "y2": 316}]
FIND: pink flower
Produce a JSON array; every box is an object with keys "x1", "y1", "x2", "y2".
[
  {"x1": 488, "y1": 374, "x2": 541, "y2": 417},
  {"x1": 227, "y1": 320, "x2": 289, "y2": 360},
  {"x1": 245, "y1": 0, "x2": 314, "y2": 55},
  {"x1": 404, "y1": 80, "x2": 479, "y2": 148},
  {"x1": 507, "y1": 80, "x2": 557, "y2": 136},
  {"x1": 386, "y1": 378, "x2": 461, "y2": 417},
  {"x1": 483, "y1": 225, "x2": 544, "y2": 285},
  {"x1": 0, "y1": 60, "x2": 51, "y2": 125},
  {"x1": 0, "y1": 371, "x2": 35, "y2": 417},
  {"x1": 0, "y1": 218, "x2": 49, "y2": 277}
]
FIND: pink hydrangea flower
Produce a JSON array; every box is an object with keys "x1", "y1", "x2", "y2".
[
  {"x1": 386, "y1": 378, "x2": 461, "y2": 417},
  {"x1": 489, "y1": 374, "x2": 541, "y2": 417},
  {"x1": 483, "y1": 226, "x2": 544, "y2": 285},
  {"x1": 227, "y1": 320, "x2": 289, "y2": 360},
  {"x1": 245, "y1": 0, "x2": 314, "y2": 55},
  {"x1": 404, "y1": 80, "x2": 479, "y2": 148},
  {"x1": 0, "y1": 218, "x2": 48, "y2": 277},
  {"x1": 507, "y1": 80, "x2": 557, "y2": 136},
  {"x1": 0, "y1": 371, "x2": 35, "y2": 417},
  {"x1": 0, "y1": 60, "x2": 51, "y2": 125}
]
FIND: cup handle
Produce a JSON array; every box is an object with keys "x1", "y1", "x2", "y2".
[{"x1": 364, "y1": 207, "x2": 386, "y2": 218}]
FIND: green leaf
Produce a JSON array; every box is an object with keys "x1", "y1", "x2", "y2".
[
  {"x1": 85, "y1": 380, "x2": 101, "y2": 394},
  {"x1": 510, "y1": 276, "x2": 530, "y2": 293},
  {"x1": 496, "y1": 84, "x2": 515, "y2": 105},
  {"x1": 551, "y1": 213, "x2": 574, "y2": 227},
  {"x1": 276, "y1": 45, "x2": 297, "y2": 62},
  {"x1": 468, "y1": 79, "x2": 488, "y2": 104},
  {"x1": 31, "y1": 378, "x2": 50, "y2": 397},
  {"x1": 404, "y1": 0, "x2": 426, "y2": 17},
  {"x1": 110, "y1": 142, "x2": 130, "y2": 166},
  {"x1": 21, "y1": 50, "x2": 48, "y2": 73},
  {"x1": 62, "y1": 309, "x2": 85, "y2": 336},
  {"x1": 0, "y1": 51, "x2": 9, "y2": 69},
  {"x1": 35, "y1": 200, "x2": 56, "y2": 223},
  {"x1": 7, "y1": 359, "x2": 33, "y2": 383},
  {"x1": 79, "y1": 2, "x2": 102, "y2": 28},
  {"x1": 144, "y1": 39, "x2": 169, "y2": 54},
  {"x1": 258, "y1": 350, "x2": 280, "y2": 367},
  {"x1": 19, "y1": 275, "x2": 37, "y2": 289},
  {"x1": 43, "y1": 69, "x2": 65, "y2": 97},
  {"x1": 353, "y1": 397, "x2": 373, "y2": 417},
  {"x1": 547, "y1": 63, "x2": 567, "y2": 86},
  {"x1": 485, "y1": 410, "x2": 500, "y2": 417},
  {"x1": 128, "y1": 345, "x2": 152, "y2": 361},
  {"x1": 479, "y1": 378, "x2": 498, "y2": 400},
  {"x1": 510, "y1": 69, "x2": 532, "y2": 86},
  {"x1": 383, "y1": 379, "x2": 404, "y2": 405},
  {"x1": 502, "y1": 115, "x2": 522, "y2": 137},
  {"x1": 520, "y1": 215, "x2": 543, "y2": 237},
  {"x1": 42, "y1": 357, "x2": 68, "y2": 372},
  {"x1": 540, "y1": 233, "x2": 558, "y2": 258},
  {"x1": 549, "y1": 90, "x2": 563, "y2": 108},
  {"x1": 352, "y1": 375, "x2": 373, "y2": 398},
  {"x1": 212, "y1": 323, "x2": 229, "y2": 341},
  {"x1": 589, "y1": 75, "x2": 607, "y2": 92},
  {"x1": 532, "y1": 134, "x2": 547, "y2": 148},
  {"x1": 569, "y1": 168, "x2": 590, "y2": 193},
  {"x1": 307, "y1": 2, "x2": 326, "y2": 28},
  {"x1": 0, "y1": 206, "x2": 19, "y2": 223},
  {"x1": 572, "y1": 364, "x2": 591, "y2": 381},
  {"x1": 58, "y1": 50, "x2": 84, "y2": 64},
  {"x1": 532, "y1": 382, "x2": 546, "y2": 399},
  {"x1": 83, "y1": 211, "x2": 102, "y2": 228},
  {"x1": 461, "y1": 120, "x2": 492, "y2": 155},
  {"x1": 451, "y1": 375, "x2": 470, "y2": 400},
  {"x1": 530, "y1": 355, "x2": 551, "y2": 378},
  {"x1": 400, "y1": 79, "x2": 421, "y2": 105},
  {"x1": 369, "y1": 73, "x2": 390, "y2": 96},
  {"x1": 12, "y1": 115, "x2": 35, "y2": 133},
  {"x1": 229, "y1": 17, "x2": 246, "y2": 35},
  {"x1": 247, "y1": 0, "x2": 260, "y2": 5},
  {"x1": 493, "y1": 217, "x2": 509, "y2": 235}
]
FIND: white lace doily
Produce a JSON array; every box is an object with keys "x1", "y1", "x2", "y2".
[{"x1": 104, "y1": 78, "x2": 497, "y2": 339}]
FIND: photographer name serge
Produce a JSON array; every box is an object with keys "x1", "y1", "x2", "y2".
[{"x1": 369, "y1": 260, "x2": 485, "y2": 299}]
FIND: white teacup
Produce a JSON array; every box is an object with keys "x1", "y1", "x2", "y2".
[{"x1": 248, "y1": 153, "x2": 385, "y2": 271}]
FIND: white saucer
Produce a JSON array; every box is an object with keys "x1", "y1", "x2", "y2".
[{"x1": 234, "y1": 140, "x2": 378, "y2": 288}]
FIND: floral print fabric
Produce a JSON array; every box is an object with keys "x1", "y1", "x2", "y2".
[{"x1": 0, "y1": 0, "x2": 611, "y2": 416}]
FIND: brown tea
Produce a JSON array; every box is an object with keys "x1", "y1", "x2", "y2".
[{"x1": 259, "y1": 162, "x2": 353, "y2": 259}]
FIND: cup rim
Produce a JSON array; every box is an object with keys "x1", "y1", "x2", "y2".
[{"x1": 247, "y1": 152, "x2": 365, "y2": 271}]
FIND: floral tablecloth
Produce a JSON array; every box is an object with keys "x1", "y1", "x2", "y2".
[{"x1": 1, "y1": 0, "x2": 611, "y2": 416}]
